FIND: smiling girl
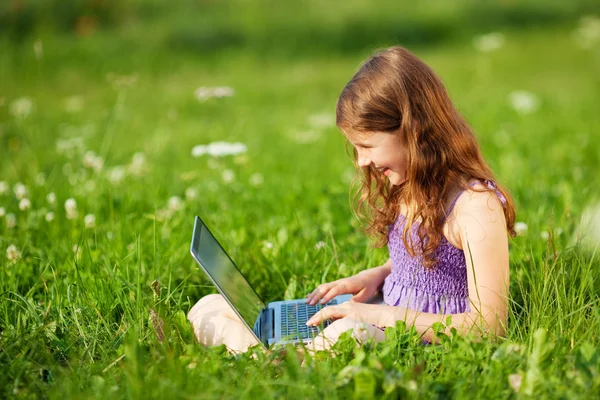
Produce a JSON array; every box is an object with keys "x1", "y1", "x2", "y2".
[{"x1": 188, "y1": 46, "x2": 516, "y2": 352}]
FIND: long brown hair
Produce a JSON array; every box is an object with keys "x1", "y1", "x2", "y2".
[{"x1": 336, "y1": 46, "x2": 516, "y2": 269}]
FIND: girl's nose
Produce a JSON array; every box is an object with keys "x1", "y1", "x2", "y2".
[{"x1": 357, "y1": 153, "x2": 371, "y2": 168}]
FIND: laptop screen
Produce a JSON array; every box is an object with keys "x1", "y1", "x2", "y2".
[{"x1": 190, "y1": 217, "x2": 266, "y2": 330}]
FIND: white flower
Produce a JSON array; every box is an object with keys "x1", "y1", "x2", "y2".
[
  {"x1": 249, "y1": 173, "x2": 264, "y2": 186},
  {"x1": 514, "y1": 222, "x2": 528, "y2": 236},
  {"x1": 83, "y1": 151, "x2": 104, "y2": 173},
  {"x1": 84, "y1": 214, "x2": 96, "y2": 229},
  {"x1": 222, "y1": 169, "x2": 235, "y2": 183},
  {"x1": 508, "y1": 91, "x2": 540, "y2": 115},
  {"x1": 0, "y1": 181, "x2": 8, "y2": 195},
  {"x1": 45, "y1": 212, "x2": 55, "y2": 222},
  {"x1": 307, "y1": 113, "x2": 335, "y2": 128},
  {"x1": 578, "y1": 203, "x2": 600, "y2": 250},
  {"x1": 13, "y1": 183, "x2": 28, "y2": 200},
  {"x1": 108, "y1": 166, "x2": 126, "y2": 184},
  {"x1": 9, "y1": 97, "x2": 33, "y2": 119},
  {"x1": 287, "y1": 130, "x2": 321, "y2": 144},
  {"x1": 47, "y1": 192, "x2": 56, "y2": 205},
  {"x1": 65, "y1": 198, "x2": 78, "y2": 220},
  {"x1": 128, "y1": 152, "x2": 146, "y2": 176},
  {"x1": 0, "y1": 207, "x2": 5, "y2": 217},
  {"x1": 6, "y1": 244, "x2": 21, "y2": 263},
  {"x1": 540, "y1": 231, "x2": 549, "y2": 240},
  {"x1": 194, "y1": 86, "x2": 235, "y2": 101},
  {"x1": 263, "y1": 241, "x2": 274, "y2": 250},
  {"x1": 191, "y1": 141, "x2": 247, "y2": 158},
  {"x1": 168, "y1": 196, "x2": 183, "y2": 212},
  {"x1": 6, "y1": 213, "x2": 16, "y2": 228},
  {"x1": 508, "y1": 373, "x2": 522, "y2": 392},
  {"x1": 64, "y1": 96, "x2": 84, "y2": 113},
  {"x1": 56, "y1": 137, "x2": 85, "y2": 157},
  {"x1": 185, "y1": 187, "x2": 198, "y2": 200},
  {"x1": 572, "y1": 15, "x2": 600, "y2": 49},
  {"x1": 19, "y1": 198, "x2": 31, "y2": 211},
  {"x1": 473, "y1": 32, "x2": 505, "y2": 52},
  {"x1": 315, "y1": 241, "x2": 326, "y2": 250}
]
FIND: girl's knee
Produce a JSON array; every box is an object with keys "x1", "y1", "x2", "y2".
[{"x1": 188, "y1": 294, "x2": 229, "y2": 321}]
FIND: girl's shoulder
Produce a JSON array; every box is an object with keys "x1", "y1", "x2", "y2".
[{"x1": 446, "y1": 179, "x2": 508, "y2": 247}]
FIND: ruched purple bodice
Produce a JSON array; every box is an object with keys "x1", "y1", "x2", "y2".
[{"x1": 382, "y1": 180, "x2": 506, "y2": 314}]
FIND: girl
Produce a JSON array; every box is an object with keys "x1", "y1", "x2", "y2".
[{"x1": 187, "y1": 46, "x2": 515, "y2": 353}]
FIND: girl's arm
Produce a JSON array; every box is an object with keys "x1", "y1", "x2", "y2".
[
  {"x1": 308, "y1": 190, "x2": 509, "y2": 343},
  {"x1": 381, "y1": 188, "x2": 510, "y2": 341}
]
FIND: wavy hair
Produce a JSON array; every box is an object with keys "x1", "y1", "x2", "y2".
[{"x1": 336, "y1": 46, "x2": 516, "y2": 269}]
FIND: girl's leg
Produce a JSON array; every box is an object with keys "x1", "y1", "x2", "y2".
[
  {"x1": 187, "y1": 294, "x2": 260, "y2": 353},
  {"x1": 308, "y1": 318, "x2": 387, "y2": 351}
]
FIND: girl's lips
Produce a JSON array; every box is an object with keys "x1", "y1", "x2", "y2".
[{"x1": 383, "y1": 168, "x2": 391, "y2": 176}]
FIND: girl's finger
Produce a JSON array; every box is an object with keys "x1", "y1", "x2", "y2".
[{"x1": 307, "y1": 306, "x2": 343, "y2": 326}]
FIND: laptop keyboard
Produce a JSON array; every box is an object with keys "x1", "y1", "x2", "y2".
[{"x1": 280, "y1": 299, "x2": 338, "y2": 339}]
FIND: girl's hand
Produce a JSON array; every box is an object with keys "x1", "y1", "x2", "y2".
[
  {"x1": 306, "y1": 301, "x2": 386, "y2": 327},
  {"x1": 306, "y1": 263, "x2": 390, "y2": 305}
]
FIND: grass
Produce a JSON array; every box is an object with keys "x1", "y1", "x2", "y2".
[{"x1": 1, "y1": 1, "x2": 600, "y2": 398}]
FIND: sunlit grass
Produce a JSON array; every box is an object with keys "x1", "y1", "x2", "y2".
[{"x1": 1, "y1": 6, "x2": 600, "y2": 398}]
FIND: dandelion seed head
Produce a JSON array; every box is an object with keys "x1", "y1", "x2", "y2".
[
  {"x1": 47, "y1": 192, "x2": 56, "y2": 205},
  {"x1": 185, "y1": 187, "x2": 198, "y2": 201},
  {"x1": 108, "y1": 166, "x2": 126, "y2": 184},
  {"x1": 0, "y1": 207, "x2": 5, "y2": 217},
  {"x1": 249, "y1": 172, "x2": 264, "y2": 186},
  {"x1": 514, "y1": 222, "x2": 528, "y2": 236},
  {"x1": 194, "y1": 86, "x2": 235, "y2": 101},
  {"x1": 315, "y1": 241, "x2": 326, "y2": 250},
  {"x1": 222, "y1": 169, "x2": 235, "y2": 183},
  {"x1": 307, "y1": 113, "x2": 335, "y2": 128},
  {"x1": 508, "y1": 91, "x2": 540, "y2": 114},
  {"x1": 540, "y1": 231, "x2": 549, "y2": 240},
  {"x1": 45, "y1": 212, "x2": 55, "y2": 222},
  {"x1": 9, "y1": 97, "x2": 33, "y2": 119},
  {"x1": 0, "y1": 181, "x2": 8, "y2": 195},
  {"x1": 192, "y1": 142, "x2": 247, "y2": 158},
  {"x1": 473, "y1": 32, "x2": 505, "y2": 52},
  {"x1": 83, "y1": 151, "x2": 104, "y2": 173},
  {"x1": 168, "y1": 196, "x2": 183, "y2": 212},
  {"x1": 128, "y1": 152, "x2": 146, "y2": 176},
  {"x1": 6, "y1": 213, "x2": 16, "y2": 228},
  {"x1": 263, "y1": 241, "x2": 274, "y2": 250},
  {"x1": 6, "y1": 244, "x2": 21, "y2": 263},
  {"x1": 65, "y1": 198, "x2": 78, "y2": 220},
  {"x1": 19, "y1": 198, "x2": 31, "y2": 211},
  {"x1": 14, "y1": 183, "x2": 28, "y2": 200},
  {"x1": 84, "y1": 214, "x2": 96, "y2": 229}
]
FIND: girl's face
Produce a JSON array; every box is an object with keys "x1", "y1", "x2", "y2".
[{"x1": 349, "y1": 131, "x2": 409, "y2": 185}]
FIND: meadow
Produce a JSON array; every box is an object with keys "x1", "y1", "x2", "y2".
[{"x1": 1, "y1": 1, "x2": 600, "y2": 398}]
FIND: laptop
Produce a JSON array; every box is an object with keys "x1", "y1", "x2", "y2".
[{"x1": 190, "y1": 216, "x2": 352, "y2": 347}]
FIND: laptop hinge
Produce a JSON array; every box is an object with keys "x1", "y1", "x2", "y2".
[{"x1": 260, "y1": 308, "x2": 274, "y2": 344}]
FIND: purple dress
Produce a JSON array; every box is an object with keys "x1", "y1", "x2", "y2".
[{"x1": 381, "y1": 180, "x2": 507, "y2": 314}]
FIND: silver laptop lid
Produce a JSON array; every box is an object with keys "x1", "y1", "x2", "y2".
[{"x1": 190, "y1": 216, "x2": 266, "y2": 334}]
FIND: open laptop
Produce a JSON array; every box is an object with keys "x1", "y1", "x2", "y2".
[{"x1": 190, "y1": 216, "x2": 352, "y2": 347}]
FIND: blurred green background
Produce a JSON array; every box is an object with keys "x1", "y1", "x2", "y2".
[{"x1": 2, "y1": 1, "x2": 600, "y2": 398}]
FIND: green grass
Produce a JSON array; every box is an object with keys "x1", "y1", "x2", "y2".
[{"x1": 1, "y1": 1, "x2": 600, "y2": 398}]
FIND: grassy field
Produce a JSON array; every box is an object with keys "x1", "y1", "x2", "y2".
[{"x1": 1, "y1": 1, "x2": 600, "y2": 398}]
